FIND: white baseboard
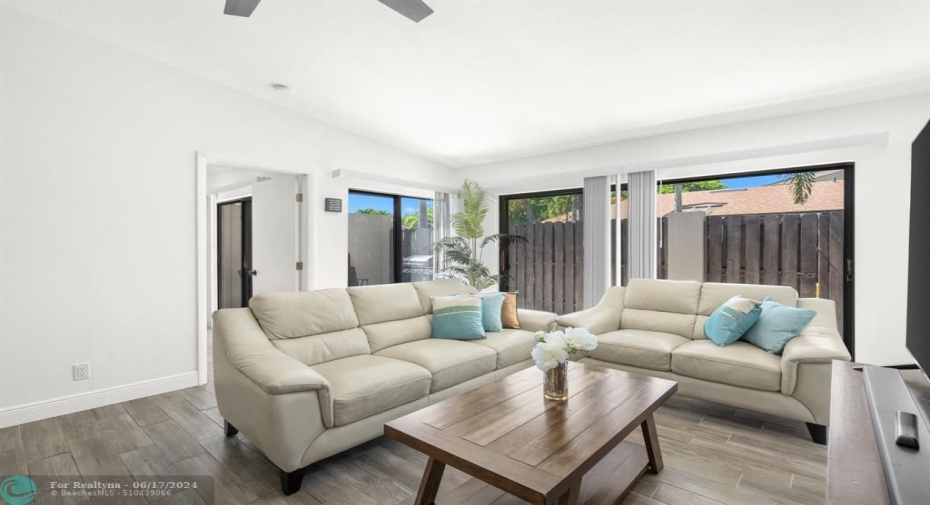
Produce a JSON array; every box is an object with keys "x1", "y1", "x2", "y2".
[{"x1": 0, "y1": 372, "x2": 200, "y2": 428}]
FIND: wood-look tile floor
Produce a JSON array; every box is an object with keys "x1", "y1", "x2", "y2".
[{"x1": 0, "y1": 373, "x2": 826, "y2": 505}]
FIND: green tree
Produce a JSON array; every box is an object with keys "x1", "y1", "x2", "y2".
[
  {"x1": 354, "y1": 208, "x2": 391, "y2": 215},
  {"x1": 402, "y1": 207, "x2": 433, "y2": 229},
  {"x1": 507, "y1": 195, "x2": 581, "y2": 225},
  {"x1": 658, "y1": 180, "x2": 727, "y2": 194},
  {"x1": 781, "y1": 172, "x2": 816, "y2": 204},
  {"x1": 436, "y1": 179, "x2": 525, "y2": 290}
]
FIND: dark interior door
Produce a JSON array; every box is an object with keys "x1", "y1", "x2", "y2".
[{"x1": 218, "y1": 198, "x2": 253, "y2": 308}]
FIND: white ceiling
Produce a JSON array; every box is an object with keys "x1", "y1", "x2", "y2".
[{"x1": 6, "y1": 0, "x2": 930, "y2": 167}]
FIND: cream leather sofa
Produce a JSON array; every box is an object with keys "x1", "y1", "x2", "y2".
[
  {"x1": 212, "y1": 279, "x2": 556, "y2": 495},
  {"x1": 557, "y1": 278, "x2": 851, "y2": 444}
]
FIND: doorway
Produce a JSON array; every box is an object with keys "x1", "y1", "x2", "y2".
[
  {"x1": 197, "y1": 154, "x2": 311, "y2": 385},
  {"x1": 217, "y1": 198, "x2": 252, "y2": 309}
]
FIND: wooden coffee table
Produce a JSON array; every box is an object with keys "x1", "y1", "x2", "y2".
[{"x1": 385, "y1": 362, "x2": 678, "y2": 505}]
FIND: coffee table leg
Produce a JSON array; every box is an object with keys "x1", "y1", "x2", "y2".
[
  {"x1": 415, "y1": 456, "x2": 446, "y2": 505},
  {"x1": 556, "y1": 480, "x2": 580, "y2": 505},
  {"x1": 641, "y1": 413, "x2": 663, "y2": 474}
]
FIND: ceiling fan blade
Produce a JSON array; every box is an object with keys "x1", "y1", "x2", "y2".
[
  {"x1": 377, "y1": 0, "x2": 434, "y2": 22},
  {"x1": 224, "y1": 0, "x2": 262, "y2": 17}
]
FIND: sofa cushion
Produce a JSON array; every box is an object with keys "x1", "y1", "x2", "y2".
[
  {"x1": 694, "y1": 283, "x2": 798, "y2": 339},
  {"x1": 621, "y1": 279, "x2": 701, "y2": 339},
  {"x1": 742, "y1": 298, "x2": 816, "y2": 354},
  {"x1": 249, "y1": 289, "x2": 359, "y2": 340},
  {"x1": 348, "y1": 284, "x2": 423, "y2": 325},
  {"x1": 704, "y1": 296, "x2": 762, "y2": 347},
  {"x1": 587, "y1": 329, "x2": 690, "y2": 371},
  {"x1": 620, "y1": 309, "x2": 698, "y2": 340},
  {"x1": 312, "y1": 355, "x2": 432, "y2": 427},
  {"x1": 671, "y1": 340, "x2": 782, "y2": 392},
  {"x1": 375, "y1": 339, "x2": 497, "y2": 392},
  {"x1": 480, "y1": 293, "x2": 506, "y2": 332},
  {"x1": 362, "y1": 315, "x2": 432, "y2": 353},
  {"x1": 412, "y1": 279, "x2": 474, "y2": 314},
  {"x1": 625, "y1": 279, "x2": 702, "y2": 314},
  {"x1": 431, "y1": 295, "x2": 486, "y2": 340},
  {"x1": 698, "y1": 282, "x2": 799, "y2": 316},
  {"x1": 469, "y1": 329, "x2": 537, "y2": 368},
  {"x1": 501, "y1": 292, "x2": 521, "y2": 329},
  {"x1": 271, "y1": 328, "x2": 371, "y2": 366}
]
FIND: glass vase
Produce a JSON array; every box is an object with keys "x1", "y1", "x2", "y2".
[{"x1": 544, "y1": 362, "x2": 568, "y2": 401}]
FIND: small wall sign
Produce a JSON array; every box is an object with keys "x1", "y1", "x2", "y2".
[{"x1": 324, "y1": 198, "x2": 343, "y2": 213}]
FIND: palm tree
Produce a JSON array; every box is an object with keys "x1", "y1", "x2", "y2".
[
  {"x1": 435, "y1": 179, "x2": 525, "y2": 290},
  {"x1": 782, "y1": 172, "x2": 817, "y2": 205}
]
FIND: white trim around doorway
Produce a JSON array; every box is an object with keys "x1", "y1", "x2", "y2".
[{"x1": 195, "y1": 152, "x2": 313, "y2": 385}]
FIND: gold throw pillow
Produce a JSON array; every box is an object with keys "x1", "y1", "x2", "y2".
[{"x1": 501, "y1": 292, "x2": 520, "y2": 329}]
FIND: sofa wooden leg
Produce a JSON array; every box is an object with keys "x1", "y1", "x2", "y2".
[
  {"x1": 806, "y1": 422, "x2": 827, "y2": 445},
  {"x1": 224, "y1": 421, "x2": 238, "y2": 437},
  {"x1": 280, "y1": 468, "x2": 306, "y2": 495}
]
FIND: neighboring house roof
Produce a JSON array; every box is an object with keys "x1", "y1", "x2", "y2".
[
  {"x1": 540, "y1": 180, "x2": 844, "y2": 223},
  {"x1": 630, "y1": 180, "x2": 844, "y2": 219}
]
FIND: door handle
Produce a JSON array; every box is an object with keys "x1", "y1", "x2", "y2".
[{"x1": 250, "y1": 270, "x2": 258, "y2": 276}]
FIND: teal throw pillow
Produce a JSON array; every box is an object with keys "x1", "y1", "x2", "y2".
[
  {"x1": 704, "y1": 296, "x2": 762, "y2": 347},
  {"x1": 480, "y1": 293, "x2": 506, "y2": 332},
  {"x1": 742, "y1": 297, "x2": 816, "y2": 354},
  {"x1": 431, "y1": 295, "x2": 486, "y2": 340}
]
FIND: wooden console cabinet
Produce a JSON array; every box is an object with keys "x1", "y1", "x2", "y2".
[{"x1": 827, "y1": 361, "x2": 891, "y2": 504}]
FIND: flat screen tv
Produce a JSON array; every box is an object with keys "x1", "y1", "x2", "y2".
[{"x1": 909, "y1": 118, "x2": 930, "y2": 378}]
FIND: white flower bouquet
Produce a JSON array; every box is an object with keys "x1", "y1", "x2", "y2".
[{"x1": 530, "y1": 327, "x2": 598, "y2": 371}]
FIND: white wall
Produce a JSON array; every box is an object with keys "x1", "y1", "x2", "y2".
[
  {"x1": 0, "y1": 9, "x2": 455, "y2": 420},
  {"x1": 465, "y1": 93, "x2": 930, "y2": 366}
]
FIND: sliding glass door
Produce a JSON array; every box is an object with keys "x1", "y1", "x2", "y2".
[
  {"x1": 347, "y1": 191, "x2": 433, "y2": 286},
  {"x1": 656, "y1": 164, "x2": 854, "y2": 351}
]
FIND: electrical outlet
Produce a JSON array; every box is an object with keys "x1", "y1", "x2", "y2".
[{"x1": 73, "y1": 363, "x2": 90, "y2": 381}]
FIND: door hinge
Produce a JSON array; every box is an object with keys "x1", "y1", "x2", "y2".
[
  {"x1": 296, "y1": 261, "x2": 303, "y2": 271},
  {"x1": 296, "y1": 193, "x2": 304, "y2": 203}
]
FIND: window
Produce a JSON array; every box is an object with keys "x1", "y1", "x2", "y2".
[{"x1": 347, "y1": 191, "x2": 433, "y2": 286}]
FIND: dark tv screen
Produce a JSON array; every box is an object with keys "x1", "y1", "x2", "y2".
[{"x1": 908, "y1": 118, "x2": 930, "y2": 375}]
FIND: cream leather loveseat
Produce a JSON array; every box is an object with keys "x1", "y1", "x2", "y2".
[
  {"x1": 557, "y1": 278, "x2": 851, "y2": 444},
  {"x1": 212, "y1": 279, "x2": 556, "y2": 495}
]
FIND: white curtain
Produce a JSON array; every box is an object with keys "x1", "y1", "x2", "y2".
[
  {"x1": 583, "y1": 176, "x2": 611, "y2": 308},
  {"x1": 628, "y1": 170, "x2": 657, "y2": 279},
  {"x1": 432, "y1": 192, "x2": 452, "y2": 279}
]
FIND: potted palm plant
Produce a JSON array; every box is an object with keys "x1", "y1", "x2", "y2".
[{"x1": 435, "y1": 179, "x2": 524, "y2": 290}]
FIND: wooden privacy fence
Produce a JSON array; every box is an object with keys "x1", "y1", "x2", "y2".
[
  {"x1": 664, "y1": 210, "x2": 845, "y2": 335},
  {"x1": 508, "y1": 210, "x2": 844, "y2": 334},
  {"x1": 505, "y1": 220, "x2": 622, "y2": 314},
  {"x1": 507, "y1": 222, "x2": 586, "y2": 314}
]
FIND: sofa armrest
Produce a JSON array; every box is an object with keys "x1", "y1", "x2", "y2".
[
  {"x1": 780, "y1": 325, "x2": 851, "y2": 424},
  {"x1": 555, "y1": 306, "x2": 622, "y2": 335},
  {"x1": 213, "y1": 308, "x2": 334, "y2": 427},
  {"x1": 517, "y1": 309, "x2": 557, "y2": 332},
  {"x1": 797, "y1": 298, "x2": 839, "y2": 331}
]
